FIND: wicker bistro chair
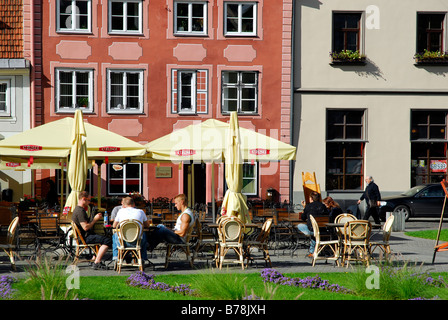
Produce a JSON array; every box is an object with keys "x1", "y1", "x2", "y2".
[
  {"x1": 334, "y1": 213, "x2": 357, "y2": 239},
  {"x1": 0, "y1": 217, "x2": 19, "y2": 271},
  {"x1": 244, "y1": 218, "x2": 273, "y2": 268},
  {"x1": 164, "y1": 219, "x2": 197, "y2": 269},
  {"x1": 342, "y1": 220, "x2": 372, "y2": 267},
  {"x1": 70, "y1": 221, "x2": 100, "y2": 264},
  {"x1": 116, "y1": 219, "x2": 144, "y2": 274},
  {"x1": 370, "y1": 215, "x2": 395, "y2": 260},
  {"x1": 217, "y1": 216, "x2": 246, "y2": 270},
  {"x1": 309, "y1": 215, "x2": 340, "y2": 266}
]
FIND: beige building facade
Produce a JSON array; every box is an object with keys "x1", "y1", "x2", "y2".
[{"x1": 292, "y1": 0, "x2": 448, "y2": 208}]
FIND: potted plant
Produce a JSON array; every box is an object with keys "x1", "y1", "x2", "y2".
[
  {"x1": 77, "y1": 97, "x2": 89, "y2": 108},
  {"x1": 414, "y1": 50, "x2": 448, "y2": 65},
  {"x1": 330, "y1": 50, "x2": 367, "y2": 65}
]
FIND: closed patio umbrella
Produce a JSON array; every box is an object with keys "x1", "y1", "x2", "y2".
[
  {"x1": 63, "y1": 110, "x2": 88, "y2": 220},
  {"x1": 221, "y1": 112, "x2": 250, "y2": 224}
]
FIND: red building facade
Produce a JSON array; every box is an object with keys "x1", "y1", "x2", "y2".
[{"x1": 34, "y1": 0, "x2": 293, "y2": 205}]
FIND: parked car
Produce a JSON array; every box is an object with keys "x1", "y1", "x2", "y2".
[{"x1": 379, "y1": 183, "x2": 446, "y2": 221}]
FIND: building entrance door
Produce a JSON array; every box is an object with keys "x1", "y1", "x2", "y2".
[{"x1": 183, "y1": 163, "x2": 206, "y2": 207}]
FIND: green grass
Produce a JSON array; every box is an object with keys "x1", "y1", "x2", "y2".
[
  {"x1": 10, "y1": 266, "x2": 448, "y2": 301},
  {"x1": 405, "y1": 229, "x2": 448, "y2": 241}
]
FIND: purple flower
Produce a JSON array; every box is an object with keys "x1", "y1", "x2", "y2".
[
  {"x1": 260, "y1": 268, "x2": 352, "y2": 294},
  {"x1": 0, "y1": 275, "x2": 17, "y2": 300},
  {"x1": 126, "y1": 271, "x2": 195, "y2": 296}
]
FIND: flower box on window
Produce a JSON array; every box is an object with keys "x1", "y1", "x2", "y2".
[
  {"x1": 414, "y1": 50, "x2": 448, "y2": 65},
  {"x1": 330, "y1": 50, "x2": 366, "y2": 65}
]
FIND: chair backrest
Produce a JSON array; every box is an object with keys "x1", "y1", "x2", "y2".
[
  {"x1": 5, "y1": 217, "x2": 19, "y2": 245},
  {"x1": 344, "y1": 220, "x2": 371, "y2": 243},
  {"x1": 118, "y1": 219, "x2": 142, "y2": 243},
  {"x1": 219, "y1": 216, "x2": 245, "y2": 244},
  {"x1": 309, "y1": 215, "x2": 321, "y2": 243},
  {"x1": 335, "y1": 213, "x2": 357, "y2": 235},
  {"x1": 38, "y1": 215, "x2": 59, "y2": 232},
  {"x1": 382, "y1": 215, "x2": 395, "y2": 242},
  {"x1": 71, "y1": 221, "x2": 87, "y2": 246},
  {"x1": 257, "y1": 218, "x2": 273, "y2": 243}
]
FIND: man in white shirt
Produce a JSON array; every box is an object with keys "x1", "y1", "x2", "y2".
[
  {"x1": 112, "y1": 196, "x2": 150, "y2": 261},
  {"x1": 148, "y1": 194, "x2": 195, "y2": 251}
]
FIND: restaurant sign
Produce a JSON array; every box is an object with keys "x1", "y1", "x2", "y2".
[
  {"x1": 5, "y1": 162, "x2": 20, "y2": 167},
  {"x1": 249, "y1": 148, "x2": 270, "y2": 156},
  {"x1": 430, "y1": 160, "x2": 447, "y2": 173},
  {"x1": 99, "y1": 146, "x2": 121, "y2": 152},
  {"x1": 175, "y1": 149, "x2": 196, "y2": 156},
  {"x1": 20, "y1": 145, "x2": 43, "y2": 151}
]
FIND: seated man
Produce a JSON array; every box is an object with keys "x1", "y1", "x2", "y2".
[
  {"x1": 148, "y1": 194, "x2": 195, "y2": 251},
  {"x1": 72, "y1": 191, "x2": 112, "y2": 270},
  {"x1": 110, "y1": 197, "x2": 125, "y2": 224},
  {"x1": 112, "y1": 196, "x2": 150, "y2": 262}
]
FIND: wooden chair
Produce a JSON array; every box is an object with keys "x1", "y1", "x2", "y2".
[
  {"x1": 309, "y1": 215, "x2": 340, "y2": 266},
  {"x1": 116, "y1": 219, "x2": 144, "y2": 274},
  {"x1": 342, "y1": 220, "x2": 372, "y2": 267},
  {"x1": 370, "y1": 215, "x2": 395, "y2": 260},
  {"x1": 35, "y1": 215, "x2": 64, "y2": 254},
  {"x1": 16, "y1": 210, "x2": 37, "y2": 250},
  {"x1": 0, "y1": 217, "x2": 19, "y2": 271},
  {"x1": 245, "y1": 218, "x2": 273, "y2": 267},
  {"x1": 70, "y1": 221, "x2": 100, "y2": 264},
  {"x1": 302, "y1": 172, "x2": 321, "y2": 205},
  {"x1": 165, "y1": 218, "x2": 197, "y2": 269},
  {"x1": 217, "y1": 216, "x2": 246, "y2": 270}
]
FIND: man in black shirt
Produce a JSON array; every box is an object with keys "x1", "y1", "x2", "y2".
[
  {"x1": 72, "y1": 191, "x2": 112, "y2": 270},
  {"x1": 298, "y1": 191, "x2": 328, "y2": 257},
  {"x1": 358, "y1": 176, "x2": 381, "y2": 224}
]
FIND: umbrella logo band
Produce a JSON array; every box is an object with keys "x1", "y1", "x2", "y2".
[
  {"x1": 20, "y1": 145, "x2": 43, "y2": 151},
  {"x1": 6, "y1": 162, "x2": 20, "y2": 167},
  {"x1": 250, "y1": 148, "x2": 270, "y2": 155},
  {"x1": 175, "y1": 149, "x2": 196, "y2": 156},
  {"x1": 99, "y1": 146, "x2": 121, "y2": 152}
]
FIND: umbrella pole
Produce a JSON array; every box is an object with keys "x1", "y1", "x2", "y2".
[
  {"x1": 60, "y1": 159, "x2": 65, "y2": 215},
  {"x1": 212, "y1": 162, "x2": 215, "y2": 222},
  {"x1": 97, "y1": 161, "x2": 102, "y2": 209}
]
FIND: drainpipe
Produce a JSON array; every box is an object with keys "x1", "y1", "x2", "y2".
[{"x1": 289, "y1": 0, "x2": 296, "y2": 205}]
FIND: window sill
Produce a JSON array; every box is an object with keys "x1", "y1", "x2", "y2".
[
  {"x1": 414, "y1": 60, "x2": 448, "y2": 66},
  {"x1": 330, "y1": 59, "x2": 367, "y2": 66},
  {"x1": 108, "y1": 31, "x2": 144, "y2": 37},
  {"x1": 173, "y1": 33, "x2": 208, "y2": 37},
  {"x1": 107, "y1": 110, "x2": 144, "y2": 115},
  {"x1": 56, "y1": 109, "x2": 94, "y2": 114}
]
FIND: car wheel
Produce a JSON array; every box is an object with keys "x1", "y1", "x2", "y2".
[{"x1": 393, "y1": 205, "x2": 411, "y2": 221}]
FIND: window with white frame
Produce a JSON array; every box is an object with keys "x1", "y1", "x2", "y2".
[
  {"x1": 171, "y1": 69, "x2": 208, "y2": 114},
  {"x1": 107, "y1": 162, "x2": 142, "y2": 195},
  {"x1": 221, "y1": 71, "x2": 258, "y2": 114},
  {"x1": 174, "y1": 1, "x2": 207, "y2": 36},
  {"x1": 224, "y1": 2, "x2": 257, "y2": 36},
  {"x1": 108, "y1": 0, "x2": 142, "y2": 34},
  {"x1": 57, "y1": 0, "x2": 91, "y2": 33},
  {"x1": 0, "y1": 80, "x2": 10, "y2": 117},
  {"x1": 107, "y1": 69, "x2": 143, "y2": 113},
  {"x1": 242, "y1": 162, "x2": 258, "y2": 195},
  {"x1": 56, "y1": 69, "x2": 93, "y2": 113}
]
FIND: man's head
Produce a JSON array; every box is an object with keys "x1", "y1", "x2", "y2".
[
  {"x1": 309, "y1": 191, "x2": 320, "y2": 203},
  {"x1": 365, "y1": 176, "x2": 374, "y2": 185},
  {"x1": 78, "y1": 191, "x2": 91, "y2": 208},
  {"x1": 122, "y1": 196, "x2": 135, "y2": 208},
  {"x1": 174, "y1": 194, "x2": 188, "y2": 211}
]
